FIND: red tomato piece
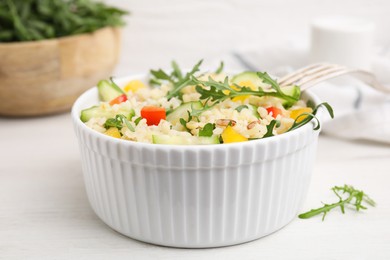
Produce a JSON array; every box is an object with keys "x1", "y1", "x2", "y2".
[
  {"x1": 266, "y1": 107, "x2": 282, "y2": 118},
  {"x1": 140, "y1": 106, "x2": 166, "y2": 126},
  {"x1": 109, "y1": 94, "x2": 128, "y2": 106}
]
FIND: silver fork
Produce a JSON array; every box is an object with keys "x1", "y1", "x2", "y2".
[{"x1": 278, "y1": 63, "x2": 390, "y2": 93}]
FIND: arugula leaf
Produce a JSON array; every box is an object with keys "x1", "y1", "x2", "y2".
[
  {"x1": 179, "y1": 118, "x2": 191, "y2": 132},
  {"x1": 166, "y1": 60, "x2": 203, "y2": 99},
  {"x1": 104, "y1": 117, "x2": 122, "y2": 129},
  {"x1": 120, "y1": 115, "x2": 136, "y2": 132},
  {"x1": 149, "y1": 60, "x2": 203, "y2": 100},
  {"x1": 199, "y1": 123, "x2": 215, "y2": 137},
  {"x1": 256, "y1": 72, "x2": 281, "y2": 92},
  {"x1": 171, "y1": 60, "x2": 183, "y2": 81},
  {"x1": 299, "y1": 184, "x2": 375, "y2": 221},
  {"x1": 134, "y1": 117, "x2": 142, "y2": 126},
  {"x1": 263, "y1": 120, "x2": 280, "y2": 138},
  {"x1": 192, "y1": 73, "x2": 299, "y2": 104},
  {"x1": 235, "y1": 105, "x2": 249, "y2": 112},
  {"x1": 104, "y1": 114, "x2": 135, "y2": 132},
  {"x1": 215, "y1": 61, "x2": 224, "y2": 74},
  {"x1": 288, "y1": 102, "x2": 334, "y2": 132},
  {"x1": 150, "y1": 69, "x2": 172, "y2": 82},
  {"x1": 193, "y1": 76, "x2": 231, "y2": 102}
]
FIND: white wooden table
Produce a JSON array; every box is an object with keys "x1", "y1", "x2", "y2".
[
  {"x1": 1, "y1": 1, "x2": 390, "y2": 259},
  {"x1": 1, "y1": 103, "x2": 390, "y2": 260}
]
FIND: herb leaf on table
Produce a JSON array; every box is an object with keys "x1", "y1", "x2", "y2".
[{"x1": 299, "y1": 184, "x2": 376, "y2": 221}]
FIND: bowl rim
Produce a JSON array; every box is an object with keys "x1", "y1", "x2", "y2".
[{"x1": 71, "y1": 74, "x2": 323, "y2": 151}]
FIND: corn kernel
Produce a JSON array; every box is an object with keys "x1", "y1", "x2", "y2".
[
  {"x1": 221, "y1": 126, "x2": 248, "y2": 143},
  {"x1": 124, "y1": 80, "x2": 146, "y2": 93},
  {"x1": 232, "y1": 80, "x2": 257, "y2": 102},
  {"x1": 104, "y1": 127, "x2": 121, "y2": 138},
  {"x1": 290, "y1": 107, "x2": 313, "y2": 123}
]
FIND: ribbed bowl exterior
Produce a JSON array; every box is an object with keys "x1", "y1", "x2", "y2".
[{"x1": 72, "y1": 85, "x2": 322, "y2": 248}]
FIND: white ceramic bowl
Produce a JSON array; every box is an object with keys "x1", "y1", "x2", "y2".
[{"x1": 72, "y1": 75, "x2": 323, "y2": 248}]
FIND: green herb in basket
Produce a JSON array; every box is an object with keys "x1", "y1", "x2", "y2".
[{"x1": 0, "y1": 0, "x2": 128, "y2": 42}]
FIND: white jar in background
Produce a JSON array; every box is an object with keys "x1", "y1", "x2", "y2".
[{"x1": 310, "y1": 16, "x2": 376, "y2": 70}]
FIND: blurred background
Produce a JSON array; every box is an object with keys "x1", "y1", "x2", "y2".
[{"x1": 106, "y1": 0, "x2": 390, "y2": 75}]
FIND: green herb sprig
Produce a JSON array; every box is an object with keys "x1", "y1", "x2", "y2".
[
  {"x1": 150, "y1": 60, "x2": 203, "y2": 100},
  {"x1": 288, "y1": 102, "x2": 334, "y2": 132},
  {"x1": 104, "y1": 114, "x2": 135, "y2": 132},
  {"x1": 214, "y1": 61, "x2": 224, "y2": 74},
  {"x1": 1, "y1": 0, "x2": 128, "y2": 42},
  {"x1": 263, "y1": 120, "x2": 280, "y2": 138},
  {"x1": 192, "y1": 72, "x2": 299, "y2": 105},
  {"x1": 299, "y1": 185, "x2": 376, "y2": 221},
  {"x1": 199, "y1": 123, "x2": 215, "y2": 137}
]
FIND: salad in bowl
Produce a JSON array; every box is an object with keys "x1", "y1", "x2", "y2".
[
  {"x1": 72, "y1": 60, "x2": 332, "y2": 248},
  {"x1": 79, "y1": 60, "x2": 331, "y2": 145}
]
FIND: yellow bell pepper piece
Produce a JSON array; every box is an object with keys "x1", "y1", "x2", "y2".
[
  {"x1": 124, "y1": 80, "x2": 146, "y2": 93},
  {"x1": 104, "y1": 127, "x2": 121, "y2": 138},
  {"x1": 290, "y1": 107, "x2": 313, "y2": 123},
  {"x1": 231, "y1": 80, "x2": 257, "y2": 102},
  {"x1": 221, "y1": 126, "x2": 248, "y2": 143}
]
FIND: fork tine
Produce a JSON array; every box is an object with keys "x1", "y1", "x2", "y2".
[
  {"x1": 278, "y1": 63, "x2": 325, "y2": 85},
  {"x1": 279, "y1": 63, "x2": 390, "y2": 93},
  {"x1": 296, "y1": 66, "x2": 348, "y2": 87},
  {"x1": 279, "y1": 63, "x2": 345, "y2": 87},
  {"x1": 298, "y1": 68, "x2": 350, "y2": 91}
]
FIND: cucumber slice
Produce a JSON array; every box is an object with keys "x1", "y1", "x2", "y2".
[
  {"x1": 281, "y1": 85, "x2": 301, "y2": 108},
  {"x1": 80, "y1": 106, "x2": 134, "y2": 122},
  {"x1": 166, "y1": 101, "x2": 203, "y2": 125},
  {"x1": 247, "y1": 104, "x2": 261, "y2": 119},
  {"x1": 231, "y1": 71, "x2": 268, "y2": 88},
  {"x1": 235, "y1": 104, "x2": 260, "y2": 119},
  {"x1": 152, "y1": 134, "x2": 220, "y2": 145},
  {"x1": 97, "y1": 79, "x2": 125, "y2": 102}
]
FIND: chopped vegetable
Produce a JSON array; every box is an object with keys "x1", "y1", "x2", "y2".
[
  {"x1": 80, "y1": 106, "x2": 134, "y2": 123},
  {"x1": 124, "y1": 80, "x2": 146, "y2": 93},
  {"x1": 221, "y1": 126, "x2": 248, "y2": 143},
  {"x1": 231, "y1": 80, "x2": 257, "y2": 102},
  {"x1": 288, "y1": 102, "x2": 334, "y2": 132},
  {"x1": 80, "y1": 60, "x2": 334, "y2": 145},
  {"x1": 231, "y1": 71, "x2": 269, "y2": 89},
  {"x1": 290, "y1": 107, "x2": 313, "y2": 123},
  {"x1": 109, "y1": 94, "x2": 128, "y2": 106},
  {"x1": 266, "y1": 107, "x2": 282, "y2": 118},
  {"x1": 166, "y1": 101, "x2": 202, "y2": 126},
  {"x1": 104, "y1": 127, "x2": 121, "y2": 138},
  {"x1": 97, "y1": 79, "x2": 125, "y2": 102},
  {"x1": 141, "y1": 106, "x2": 166, "y2": 126}
]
